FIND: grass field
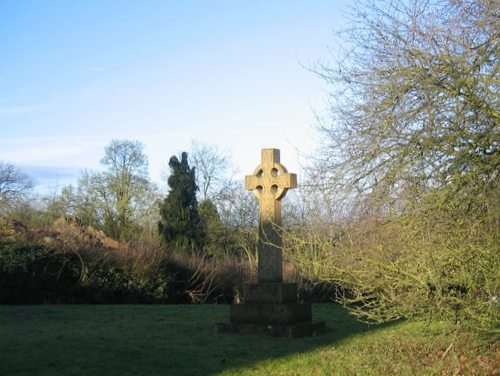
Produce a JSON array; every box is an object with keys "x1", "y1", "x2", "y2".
[{"x1": 0, "y1": 304, "x2": 497, "y2": 375}]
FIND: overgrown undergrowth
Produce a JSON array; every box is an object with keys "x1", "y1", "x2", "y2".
[
  {"x1": 0, "y1": 217, "x2": 253, "y2": 304},
  {"x1": 286, "y1": 181, "x2": 500, "y2": 335}
]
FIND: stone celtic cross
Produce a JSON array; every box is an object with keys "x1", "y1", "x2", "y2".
[{"x1": 245, "y1": 149, "x2": 297, "y2": 282}]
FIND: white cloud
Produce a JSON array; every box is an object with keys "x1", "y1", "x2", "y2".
[
  {"x1": 0, "y1": 103, "x2": 53, "y2": 115},
  {"x1": 0, "y1": 136, "x2": 105, "y2": 169}
]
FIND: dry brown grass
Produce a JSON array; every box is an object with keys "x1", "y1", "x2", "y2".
[{"x1": 1, "y1": 215, "x2": 257, "y2": 304}]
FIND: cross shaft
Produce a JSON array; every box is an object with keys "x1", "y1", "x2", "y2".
[{"x1": 245, "y1": 149, "x2": 297, "y2": 282}]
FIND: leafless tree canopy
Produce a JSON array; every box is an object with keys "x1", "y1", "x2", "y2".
[
  {"x1": 314, "y1": 0, "x2": 499, "y2": 207},
  {"x1": 0, "y1": 162, "x2": 33, "y2": 210},
  {"x1": 190, "y1": 140, "x2": 232, "y2": 202}
]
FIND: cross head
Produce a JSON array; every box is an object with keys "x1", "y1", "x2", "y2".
[{"x1": 245, "y1": 148, "x2": 297, "y2": 224}]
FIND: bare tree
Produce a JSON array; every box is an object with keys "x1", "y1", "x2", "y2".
[
  {"x1": 0, "y1": 162, "x2": 33, "y2": 212},
  {"x1": 190, "y1": 140, "x2": 232, "y2": 203},
  {"x1": 304, "y1": 0, "x2": 500, "y2": 329},
  {"x1": 315, "y1": 0, "x2": 499, "y2": 209},
  {"x1": 100, "y1": 140, "x2": 152, "y2": 237},
  {"x1": 59, "y1": 140, "x2": 156, "y2": 240}
]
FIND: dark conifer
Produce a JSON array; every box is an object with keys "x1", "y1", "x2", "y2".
[{"x1": 158, "y1": 152, "x2": 204, "y2": 250}]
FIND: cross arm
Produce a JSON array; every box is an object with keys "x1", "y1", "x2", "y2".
[{"x1": 245, "y1": 175, "x2": 260, "y2": 191}]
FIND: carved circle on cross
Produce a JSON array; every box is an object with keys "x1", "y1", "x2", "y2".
[{"x1": 250, "y1": 162, "x2": 290, "y2": 200}]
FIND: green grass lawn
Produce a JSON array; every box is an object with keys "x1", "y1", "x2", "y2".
[{"x1": 0, "y1": 304, "x2": 497, "y2": 376}]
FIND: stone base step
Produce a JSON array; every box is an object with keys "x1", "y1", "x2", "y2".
[
  {"x1": 230, "y1": 302, "x2": 311, "y2": 325},
  {"x1": 216, "y1": 321, "x2": 326, "y2": 338},
  {"x1": 243, "y1": 282, "x2": 298, "y2": 304}
]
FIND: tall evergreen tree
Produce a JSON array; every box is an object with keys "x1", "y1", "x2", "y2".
[{"x1": 158, "y1": 152, "x2": 204, "y2": 250}]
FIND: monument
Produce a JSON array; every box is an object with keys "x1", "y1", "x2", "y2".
[{"x1": 217, "y1": 148, "x2": 326, "y2": 337}]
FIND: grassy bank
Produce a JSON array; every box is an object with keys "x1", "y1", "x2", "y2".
[{"x1": 0, "y1": 304, "x2": 497, "y2": 375}]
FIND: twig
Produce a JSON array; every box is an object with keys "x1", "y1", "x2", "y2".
[{"x1": 441, "y1": 331, "x2": 458, "y2": 360}]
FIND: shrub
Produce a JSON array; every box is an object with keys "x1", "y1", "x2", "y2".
[
  {"x1": 0, "y1": 243, "x2": 82, "y2": 303},
  {"x1": 286, "y1": 180, "x2": 500, "y2": 333}
]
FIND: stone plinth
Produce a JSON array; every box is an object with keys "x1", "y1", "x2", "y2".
[
  {"x1": 216, "y1": 321, "x2": 326, "y2": 338},
  {"x1": 231, "y1": 302, "x2": 311, "y2": 324},
  {"x1": 244, "y1": 282, "x2": 297, "y2": 304},
  {"x1": 218, "y1": 281, "x2": 326, "y2": 337}
]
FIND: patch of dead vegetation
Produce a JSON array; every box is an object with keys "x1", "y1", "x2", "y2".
[
  {"x1": 0, "y1": 216, "x2": 125, "y2": 254},
  {"x1": 49, "y1": 216, "x2": 124, "y2": 251}
]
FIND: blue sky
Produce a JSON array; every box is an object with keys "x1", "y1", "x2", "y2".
[{"x1": 0, "y1": 0, "x2": 349, "y2": 191}]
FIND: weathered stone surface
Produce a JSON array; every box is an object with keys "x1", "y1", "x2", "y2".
[
  {"x1": 230, "y1": 303, "x2": 311, "y2": 325},
  {"x1": 216, "y1": 321, "x2": 326, "y2": 338},
  {"x1": 243, "y1": 282, "x2": 297, "y2": 304},
  {"x1": 245, "y1": 149, "x2": 297, "y2": 282},
  {"x1": 217, "y1": 148, "x2": 325, "y2": 337}
]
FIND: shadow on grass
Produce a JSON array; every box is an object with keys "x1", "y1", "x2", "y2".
[{"x1": 0, "y1": 304, "x2": 395, "y2": 376}]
